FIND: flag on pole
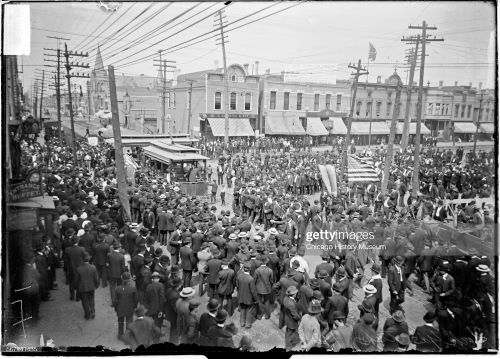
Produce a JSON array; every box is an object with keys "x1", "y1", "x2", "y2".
[{"x1": 368, "y1": 42, "x2": 377, "y2": 61}]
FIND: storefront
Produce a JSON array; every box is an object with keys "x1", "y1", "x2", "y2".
[
  {"x1": 350, "y1": 121, "x2": 390, "y2": 146},
  {"x1": 264, "y1": 112, "x2": 306, "y2": 136},
  {"x1": 453, "y1": 122, "x2": 478, "y2": 142}
]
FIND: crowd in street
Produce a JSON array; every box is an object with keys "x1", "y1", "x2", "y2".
[{"x1": 14, "y1": 131, "x2": 495, "y2": 352}]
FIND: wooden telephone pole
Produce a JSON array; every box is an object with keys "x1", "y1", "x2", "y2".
[
  {"x1": 108, "y1": 65, "x2": 131, "y2": 221},
  {"x1": 472, "y1": 90, "x2": 484, "y2": 157},
  {"x1": 403, "y1": 21, "x2": 444, "y2": 196},
  {"x1": 63, "y1": 42, "x2": 89, "y2": 162},
  {"x1": 215, "y1": 9, "x2": 230, "y2": 144},
  {"x1": 341, "y1": 59, "x2": 368, "y2": 181},
  {"x1": 153, "y1": 51, "x2": 175, "y2": 136},
  {"x1": 400, "y1": 35, "x2": 420, "y2": 150}
]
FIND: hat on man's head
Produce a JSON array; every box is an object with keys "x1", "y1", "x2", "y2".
[
  {"x1": 309, "y1": 278, "x2": 320, "y2": 290},
  {"x1": 286, "y1": 286, "x2": 298, "y2": 296},
  {"x1": 371, "y1": 263, "x2": 381, "y2": 273},
  {"x1": 423, "y1": 311, "x2": 437, "y2": 323},
  {"x1": 392, "y1": 310, "x2": 405, "y2": 323},
  {"x1": 308, "y1": 302, "x2": 323, "y2": 314},
  {"x1": 122, "y1": 271, "x2": 131, "y2": 281},
  {"x1": 207, "y1": 298, "x2": 220, "y2": 312},
  {"x1": 363, "y1": 284, "x2": 377, "y2": 294},
  {"x1": 189, "y1": 300, "x2": 201, "y2": 312},
  {"x1": 170, "y1": 265, "x2": 180, "y2": 274},
  {"x1": 396, "y1": 333, "x2": 410, "y2": 347},
  {"x1": 179, "y1": 287, "x2": 195, "y2": 298},
  {"x1": 135, "y1": 304, "x2": 147, "y2": 317},
  {"x1": 358, "y1": 299, "x2": 374, "y2": 313},
  {"x1": 215, "y1": 309, "x2": 228, "y2": 323},
  {"x1": 476, "y1": 264, "x2": 490, "y2": 272},
  {"x1": 151, "y1": 271, "x2": 160, "y2": 279},
  {"x1": 336, "y1": 267, "x2": 346, "y2": 277},
  {"x1": 268, "y1": 228, "x2": 278, "y2": 235},
  {"x1": 317, "y1": 269, "x2": 328, "y2": 279},
  {"x1": 363, "y1": 313, "x2": 375, "y2": 325}
]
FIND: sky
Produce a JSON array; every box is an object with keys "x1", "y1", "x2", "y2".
[{"x1": 14, "y1": 1, "x2": 496, "y2": 95}]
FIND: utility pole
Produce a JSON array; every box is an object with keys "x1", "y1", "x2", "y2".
[
  {"x1": 382, "y1": 73, "x2": 403, "y2": 195},
  {"x1": 39, "y1": 70, "x2": 45, "y2": 119},
  {"x1": 33, "y1": 80, "x2": 39, "y2": 118},
  {"x1": 472, "y1": 90, "x2": 484, "y2": 157},
  {"x1": 403, "y1": 21, "x2": 444, "y2": 196},
  {"x1": 187, "y1": 80, "x2": 193, "y2": 137},
  {"x1": 108, "y1": 65, "x2": 131, "y2": 221},
  {"x1": 400, "y1": 36, "x2": 420, "y2": 150},
  {"x1": 215, "y1": 9, "x2": 230, "y2": 144},
  {"x1": 63, "y1": 43, "x2": 90, "y2": 162},
  {"x1": 153, "y1": 51, "x2": 175, "y2": 136},
  {"x1": 46, "y1": 36, "x2": 70, "y2": 143},
  {"x1": 341, "y1": 59, "x2": 368, "y2": 181}
]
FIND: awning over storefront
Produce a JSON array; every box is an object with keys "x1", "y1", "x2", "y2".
[
  {"x1": 324, "y1": 117, "x2": 347, "y2": 135},
  {"x1": 266, "y1": 112, "x2": 306, "y2": 135},
  {"x1": 143, "y1": 145, "x2": 209, "y2": 164},
  {"x1": 350, "y1": 121, "x2": 390, "y2": 135},
  {"x1": 453, "y1": 122, "x2": 478, "y2": 134},
  {"x1": 207, "y1": 117, "x2": 254, "y2": 137},
  {"x1": 306, "y1": 117, "x2": 329, "y2": 136},
  {"x1": 396, "y1": 122, "x2": 431, "y2": 135},
  {"x1": 479, "y1": 123, "x2": 494, "y2": 134}
]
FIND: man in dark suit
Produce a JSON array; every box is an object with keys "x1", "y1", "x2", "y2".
[
  {"x1": 78, "y1": 225, "x2": 96, "y2": 258},
  {"x1": 217, "y1": 259, "x2": 236, "y2": 316},
  {"x1": 254, "y1": 256, "x2": 274, "y2": 320},
  {"x1": 164, "y1": 277, "x2": 182, "y2": 343},
  {"x1": 107, "y1": 242, "x2": 126, "y2": 304},
  {"x1": 283, "y1": 285, "x2": 301, "y2": 351},
  {"x1": 236, "y1": 263, "x2": 258, "y2": 329},
  {"x1": 387, "y1": 256, "x2": 406, "y2": 314},
  {"x1": 368, "y1": 263, "x2": 383, "y2": 316},
  {"x1": 179, "y1": 238, "x2": 196, "y2": 288},
  {"x1": 93, "y1": 236, "x2": 109, "y2": 288},
  {"x1": 131, "y1": 245, "x2": 146, "y2": 279},
  {"x1": 199, "y1": 298, "x2": 220, "y2": 346},
  {"x1": 64, "y1": 236, "x2": 86, "y2": 301},
  {"x1": 123, "y1": 305, "x2": 161, "y2": 350},
  {"x1": 411, "y1": 311, "x2": 442, "y2": 352},
  {"x1": 206, "y1": 309, "x2": 236, "y2": 348},
  {"x1": 283, "y1": 215, "x2": 298, "y2": 247},
  {"x1": 431, "y1": 262, "x2": 456, "y2": 310},
  {"x1": 75, "y1": 252, "x2": 99, "y2": 319},
  {"x1": 324, "y1": 283, "x2": 349, "y2": 329},
  {"x1": 314, "y1": 252, "x2": 335, "y2": 279},
  {"x1": 114, "y1": 271, "x2": 138, "y2": 339},
  {"x1": 144, "y1": 271, "x2": 165, "y2": 330},
  {"x1": 451, "y1": 254, "x2": 468, "y2": 295},
  {"x1": 207, "y1": 248, "x2": 222, "y2": 300}
]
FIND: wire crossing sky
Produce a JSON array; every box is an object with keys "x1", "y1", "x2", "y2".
[{"x1": 22, "y1": 1, "x2": 495, "y2": 92}]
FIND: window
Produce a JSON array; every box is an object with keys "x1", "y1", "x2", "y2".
[
  {"x1": 356, "y1": 101, "x2": 362, "y2": 116},
  {"x1": 485, "y1": 108, "x2": 489, "y2": 122},
  {"x1": 415, "y1": 103, "x2": 419, "y2": 116},
  {"x1": 314, "y1": 94, "x2": 320, "y2": 111},
  {"x1": 325, "y1": 94, "x2": 331, "y2": 110},
  {"x1": 461, "y1": 104, "x2": 465, "y2": 118},
  {"x1": 467, "y1": 105, "x2": 472, "y2": 118},
  {"x1": 444, "y1": 104, "x2": 449, "y2": 115},
  {"x1": 230, "y1": 92, "x2": 237, "y2": 110},
  {"x1": 270, "y1": 91, "x2": 276, "y2": 110},
  {"x1": 366, "y1": 102, "x2": 372, "y2": 117},
  {"x1": 296, "y1": 93, "x2": 302, "y2": 110},
  {"x1": 479, "y1": 109, "x2": 483, "y2": 122},
  {"x1": 244, "y1": 93, "x2": 251, "y2": 111},
  {"x1": 231, "y1": 75, "x2": 236, "y2": 82},
  {"x1": 454, "y1": 104, "x2": 460, "y2": 117},
  {"x1": 166, "y1": 91, "x2": 171, "y2": 109},
  {"x1": 386, "y1": 102, "x2": 392, "y2": 116},
  {"x1": 336, "y1": 94, "x2": 342, "y2": 111},
  {"x1": 435, "y1": 103, "x2": 441, "y2": 115},
  {"x1": 214, "y1": 91, "x2": 222, "y2": 110},
  {"x1": 172, "y1": 90, "x2": 176, "y2": 108},
  {"x1": 284, "y1": 92, "x2": 290, "y2": 110},
  {"x1": 376, "y1": 101, "x2": 381, "y2": 116}
]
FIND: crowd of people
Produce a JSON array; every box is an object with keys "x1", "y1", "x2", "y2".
[{"x1": 13, "y1": 128, "x2": 495, "y2": 352}]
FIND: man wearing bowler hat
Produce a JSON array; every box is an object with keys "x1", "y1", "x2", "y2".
[
  {"x1": 122, "y1": 304, "x2": 161, "y2": 350},
  {"x1": 388, "y1": 255, "x2": 406, "y2": 313},
  {"x1": 283, "y1": 285, "x2": 301, "y2": 351},
  {"x1": 368, "y1": 263, "x2": 383, "y2": 316},
  {"x1": 411, "y1": 311, "x2": 442, "y2": 352},
  {"x1": 199, "y1": 298, "x2": 220, "y2": 346},
  {"x1": 180, "y1": 238, "x2": 196, "y2": 288},
  {"x1": 75, "y1": 252, "x2": 99, "y2": 319},
  {"x1": 144, "y1": 271, "x2": 165, "y2": 331},
  {"x1": 113, "y1": 271, "x2": 138, "y2": 339}
]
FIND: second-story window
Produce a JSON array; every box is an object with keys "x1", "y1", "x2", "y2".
[
  {"x1": 296, "y1": 93, "x2": 303, "y2": 110},
  {"x1": 314, "y1": 94, "x2": 320, "y2": 111},
  {"x1": 356, "y1": 101, "x2": 362, "y2": 116},
  {"x1": 230, "y1": 92, "x2": 237, "y2": 110},
  {"x1": 455, "y1": 104, "x2": 460, "y2": 117},
  {"x1": 386, "y1": 102, "x2": 392, "y2": 116},
  {"x1": 376, "y1": 101, "x2": 381, "y2": 116},
  {"x1": 244, "y1": 93, "x2": 251, "y2": 111},
  {"x1": 214, "y1": 91, "x2": 222, "y2": 110},
  {"x1": 467, "y1": 105, "x2": 472, "y2": 118},
  {"x1": 325, "y1": 94, "x2": 331, "y2": 110},
  {"x1": 284, "y1": 92, "x2": 290, "y2": 110},
  {"x1": 270, "y1": 91, "x2": 276, "y2": 110},
  {"x1": 336, "y1": 94, "x2": 342, "y2": 111}
]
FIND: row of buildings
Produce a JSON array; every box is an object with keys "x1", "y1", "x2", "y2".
[{"x1": 82, "y1": 48, "x2": 495, "y2": 142}]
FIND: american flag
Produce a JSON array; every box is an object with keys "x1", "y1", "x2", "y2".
[{"x1": 368, "y1": 42, "x2": 377, "y2": 62}]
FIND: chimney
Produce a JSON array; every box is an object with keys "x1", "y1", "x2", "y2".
[
  {"x1": 439, "y1": 80, "x2": 443, "y2": 88},
  {"x1": 251, "y1": 63, "x2": 254, "y2": 75},
  {"x1": 214, "y1": 60, "x2": 219, "y2": 70},
  {"x1": 454, "y1": 81, "x2": 458, "y2": 86},
  {"x1": 243, "y1": 63, "x2": 249, "y2": 75},
  {"x1": 479, "y1": 82, "x2": 482, "y2": 89},
  {"x1": 265, "y1": 69, "x2": 270, "y2": 75},
  {"x1": 376, "y1": 76, "x2": 381, "y2": 83},
  {"x1": 255, "y1": 61, "x2": 259, "y2": 75}
]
